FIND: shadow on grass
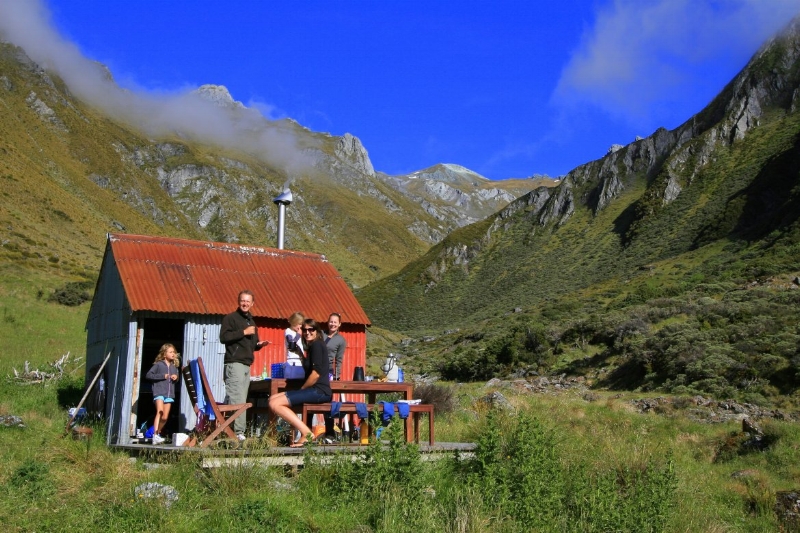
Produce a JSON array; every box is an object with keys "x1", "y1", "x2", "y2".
[{"x1": 56, "y1": 375, "x2": 84, "y2": 408}]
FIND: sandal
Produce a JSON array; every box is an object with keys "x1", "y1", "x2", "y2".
[{"x1": 289, "y1": 432, "x2": 316, "y2": 448}]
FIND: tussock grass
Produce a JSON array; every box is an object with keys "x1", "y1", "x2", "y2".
[
  {"x1": 2, "y1": 362, "x2": 799, "y2": 530},
  {"x1": 7, "y1": 279, "x2": 794, "y2": 530}
]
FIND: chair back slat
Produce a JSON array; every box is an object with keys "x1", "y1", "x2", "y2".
[{"x1": 181, "y1": 364, "x2": 199, "y2": 411}]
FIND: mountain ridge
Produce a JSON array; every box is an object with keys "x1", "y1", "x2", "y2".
[
  {"x1": 357, "y1": 15, "x2": 800, "y2": 331},
  {"x1": 0, "y1": 41, "x2": 536, "y2": 288},
  {"x1": 377, "y1": 163, "x2": 557, "y2": 228}
]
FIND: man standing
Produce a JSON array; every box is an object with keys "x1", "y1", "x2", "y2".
[
  {"x1": 219, "y1": 290, "x2": 268, "y2": 440},
  {"x1": 324, "y1": 312, "x2": 347, "y2": 440}
]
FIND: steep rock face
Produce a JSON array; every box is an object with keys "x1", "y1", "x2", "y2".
[
  {"x1": 377, "y1": 163, "x2": 548, "y2": 232},
  {"x1": 334, "y1": 133, "x2": 375, "y2": 177},
  {"x1": 539, "y1": 179, "x2": 575, "y2": 227},
  {"x1": 194, "y1": 84, "x2": 245, "y2": 109},
  {"x1": 491, "y1": 16, "x2": 800, "y2": 235},
  {"x1": 381, "y1": 15, "x2": 800, "y2": 300},
  {"x1": 489, "y1": 186, "x2": 552, "y2": 236}
]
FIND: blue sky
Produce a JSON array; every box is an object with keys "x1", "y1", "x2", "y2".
[{"x1": 3, "y1": 1, "x2": 800, "y2": 180}]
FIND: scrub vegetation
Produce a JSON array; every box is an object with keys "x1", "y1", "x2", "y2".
[{"x1": 1, "y1": 286, "x2": 799, "y2": 531}]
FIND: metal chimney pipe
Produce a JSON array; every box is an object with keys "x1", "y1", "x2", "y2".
[{"x1": 272, "y1": 189, "x2": 293, "y2": 249}]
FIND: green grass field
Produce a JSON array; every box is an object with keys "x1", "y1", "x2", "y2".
[{"x1": 1, "y1": 275, "x2": 799, "y2": 531}]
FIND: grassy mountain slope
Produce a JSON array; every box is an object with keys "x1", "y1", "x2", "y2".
[
  {"x1": 0, "y1": 42, "x2": 473, "y2": 288},
  {"x1": 0, "y1": 49, "x2": 200, "y2": 279},
  {"x1": 357, "y1": 19, "x2": 800, "y2": 402}
]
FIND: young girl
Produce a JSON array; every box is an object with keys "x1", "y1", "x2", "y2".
[
  {"x1": 146, "y1": 343, "x2": 180, "y2": 444},
  {"x1": 285, "y1": 311, "x2": 305, "y2": 367}
]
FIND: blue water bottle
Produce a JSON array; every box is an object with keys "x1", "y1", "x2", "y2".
[{"x1": 398, "y1": 368, "x2": 404, "y2": 382}]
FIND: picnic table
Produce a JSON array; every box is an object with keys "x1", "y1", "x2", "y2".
[{"x1": 247, "y1": 379, "x2": 416, "y2": 440}]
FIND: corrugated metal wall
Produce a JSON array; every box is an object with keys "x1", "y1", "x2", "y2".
[
  {"x1": 85, "y1": 249, "x2": 134, "y2": 445},
  {"x1": 179, "y1": 317, "x2": 226, "y2": 431},
  {"x1": 339, "y1": 326, "x2": 367, "y2": 381}
]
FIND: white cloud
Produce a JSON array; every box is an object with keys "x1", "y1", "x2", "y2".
[
  {"x1": 0, "y1": 0, "x2": 317, "y2": 177},
  {"x1": 553, "y1": 0, "x2": 800, "y2": 124}
]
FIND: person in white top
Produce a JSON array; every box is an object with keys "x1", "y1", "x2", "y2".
[{"x1": 285, "y1": 311, "x2": 305, "y2": 367}]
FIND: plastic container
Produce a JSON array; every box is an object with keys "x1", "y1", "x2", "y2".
[
  {"x1": 68, "y1": 407, "x2": 86, "y2": 421},
  {"x1": 284, "y1": 363, "x2": 305, "y2": 379},
  {"x1": 271, "y1": 363, "x2": 284, "y2": 379},
  {"x1": 382, "y1": 355, "x2": 399, "y2": 382},
  {"x1": 398, "y1": 368, "x2": 404, "y2": 382}
]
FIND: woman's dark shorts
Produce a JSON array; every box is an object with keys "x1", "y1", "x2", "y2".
[{"x1": 286, "y1": 388, "x2": 332, "y2": 407}]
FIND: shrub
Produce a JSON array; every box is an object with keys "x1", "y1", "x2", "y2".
[
  {"x1": 413, "y1": 382, "x2": 456, "y2": 414},
  {"x1": 461, "y1": 410, "x2": 677, "y2": 531},
  {"x1": 438, "y1": 347, "x2": 498, "y2": 382},
  {"x1": 48, "y1": 280, "x2": 92, "y2": 307}
]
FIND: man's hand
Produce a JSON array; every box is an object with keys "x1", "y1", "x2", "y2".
[{"x1": 244, "y1": 326, "x2": 256, "y2": 336}]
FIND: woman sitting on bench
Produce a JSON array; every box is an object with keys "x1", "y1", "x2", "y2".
[{"x1": 268, "y1": 318, "x2": 333, "y2": 447}]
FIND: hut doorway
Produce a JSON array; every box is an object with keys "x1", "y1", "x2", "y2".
[{"x1": 137, "y1": 318, "x2": 185, "y2": 437}]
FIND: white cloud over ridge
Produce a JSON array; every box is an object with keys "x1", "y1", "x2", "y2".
[
  {"x1": 0, "y1": 0, "x2": 317, "y2": 177},
  {"x1": 553, "y1": 0, "x2": 800, "y2": 125}
]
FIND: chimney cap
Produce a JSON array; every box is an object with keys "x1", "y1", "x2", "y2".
[{"x1": 273, "y1": 189, "x2": 293, "y2": 205}]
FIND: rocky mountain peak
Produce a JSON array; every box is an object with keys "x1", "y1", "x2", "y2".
[
  {"x1": 376, "y1": 163, "x2": 540, "y2": 230},
  {"x1": 193, "y1": 84, "x2": 245, "y2": 109},
  {"x1": 409, "y1": 163, "x2": 487, "y2": 186},
  {"x1": 492, "y1": 13, "x2": 800, "y2": 235},
  {"x1": 334, "y1": 132, "x2": 375, "y2": 177}
]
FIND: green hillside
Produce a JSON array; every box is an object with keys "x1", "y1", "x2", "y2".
[
  {"x1": 0, "y1": 42, "x2": 439, "y2": 289},
  {"x1": 357, "y1": 20, "x2": 800, "y2": 403}
]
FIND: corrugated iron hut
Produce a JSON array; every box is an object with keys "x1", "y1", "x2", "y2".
[{"x1": 86, "y1": 233, "x2": 370, "y2": 445}]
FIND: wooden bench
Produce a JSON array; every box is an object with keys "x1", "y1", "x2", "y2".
[{"x1": 301, "y1": 402, "x2": 434, "y2": 445}]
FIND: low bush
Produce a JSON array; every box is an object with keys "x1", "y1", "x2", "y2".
[
  {"x1": 47, "y1": 280, "x2": 92, "y2": 307},
  {"x1": 413, "y1": 381, "x2": 456, "y2": 414}
]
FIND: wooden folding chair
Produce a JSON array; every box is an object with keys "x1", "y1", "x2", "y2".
[{"x1": 181, "y1": 357, "x2": 252, "y2": 448}]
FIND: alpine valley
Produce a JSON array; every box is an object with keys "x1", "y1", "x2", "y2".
[{"x1": 3, "y1": 16, "x2": 800, "y2": 403}]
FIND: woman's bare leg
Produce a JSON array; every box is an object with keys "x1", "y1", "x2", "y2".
[{"x1": 269, "y1": 393, "x2": 312, "y2": 446}]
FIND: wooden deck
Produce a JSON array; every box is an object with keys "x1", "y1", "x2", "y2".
[{"x1": 112, "y1": 441, "x2": 476, "y2": 468}]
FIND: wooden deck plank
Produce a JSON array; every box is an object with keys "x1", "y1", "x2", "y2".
[{"x1": 111, "y1": 441, "x2": 476, "y2": 468}]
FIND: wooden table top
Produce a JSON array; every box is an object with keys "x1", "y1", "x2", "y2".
[{"x1": 248, "y1": 378, "x2": 413, "y2": 397}]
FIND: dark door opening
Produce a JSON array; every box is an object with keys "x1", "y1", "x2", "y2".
[{"x1": 137, "y1": 318, "x2": 185, "y2": 437}]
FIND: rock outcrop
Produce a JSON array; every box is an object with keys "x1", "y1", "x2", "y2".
[{"x1": 334, "y1": 133, "x2": 375, "y2": 176}]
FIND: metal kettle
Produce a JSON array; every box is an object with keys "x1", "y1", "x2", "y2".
[{"x1": 381, "y1": 354, "x2": 400, "y2": 382}]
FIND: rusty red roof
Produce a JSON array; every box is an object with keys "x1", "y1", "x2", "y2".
[{"x1": 106, "y1": 233, "x2": 370, "y2": 325}]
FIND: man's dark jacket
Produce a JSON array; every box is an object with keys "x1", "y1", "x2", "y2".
[{"x1": 219, "y1": 308, "x2": 260, "y2": 366}]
